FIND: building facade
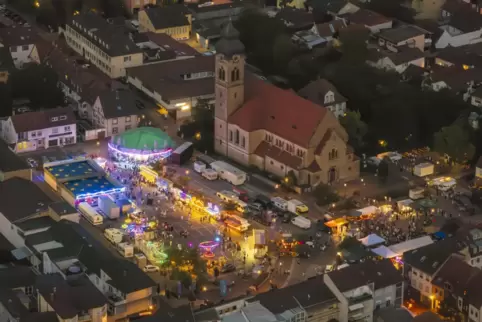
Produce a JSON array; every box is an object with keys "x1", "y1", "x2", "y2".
[{"x1": 138, "y1": 6, "x2": 192, "y2": 41}]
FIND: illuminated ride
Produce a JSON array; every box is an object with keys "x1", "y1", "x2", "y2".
[
  {"x1": 199, "y1": 241, "x2": 220, "y2": 259},
  {"x1": 109, "y1": 127, "x2": 174, "y2": 162}
]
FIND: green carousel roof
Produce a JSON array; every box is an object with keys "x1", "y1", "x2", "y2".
[{"x1": 112, "y1": 127, "x2": 174, "y2": 151}]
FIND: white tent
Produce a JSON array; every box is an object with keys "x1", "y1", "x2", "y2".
[
  {"x1": 359, "y1": 234, "x2": 385, "y2": 247},
  {"x1": 372, "y1": 245, "x2": 398, "y2": 258},
  {"x1": 388, "y1": 236, "x2": 433, "y2": 256},
  {"x1": 352, "y1": 206, "x2": 378, "y2": 217}
]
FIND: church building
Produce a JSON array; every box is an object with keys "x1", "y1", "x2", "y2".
[{"x1": 213, "y1": 21, "x2": 360, "y2": 186}]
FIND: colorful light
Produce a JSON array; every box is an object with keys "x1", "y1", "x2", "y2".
[
  {"x1": 75, "y1": 186, "x2": 126, "y2": 200},
  {"x1": 108, "y1": 142, "x2": 172, "y2": 159}
]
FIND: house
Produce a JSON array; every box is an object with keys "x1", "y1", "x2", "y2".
[
  {"x1": 0, "y1": 265, "x2": 37, "y2": 297},
  {"x1": 90, "y1": 90, "x2": 141, "y2": 137},
  {"x1": 298, "y1": 78, "x2": 347, "y2": 118},
  {"x1": 62, "y1": 12, "x2": 144, "y2": 78},
  {"x1": 124, "y1": 0, "x2": 156, "y2": 14},
  {"x1": 213, "y1": 21, "x2": 359, "y2": 186},
  {"x1": 127, "y1": 55, "x2": 215, "y2": 119},
  {"x1": 36, "y1": 273, "x2": 107, "y2": 322},
  {"x1": 0, "y1": 288, "x2": 59, "y2": 322},
  {"x1": 276, "y1": 7, "x2": 315, "y2": 32},
  {"x1": 435, "y1": 44, "x2": 482, "y2": 69},
  {"x1": 0, "y1": 107, "x2": 76, "y2": 153},
  {"x1": 403, "y1": 238, "x2": 465, "y2": 307},
  {"x1": 307, "y1": 0, "x2": 360, "y2": 17},
  {"x1": 48, "y1": 201, "x2": 79, "y2": 223},
  {"x1": 0, "y1": 47, "x2": 14, "y2": 83},
  {"x1": 367, "y1": 47, "x2": 426, "y2": 73},
  {"x1": 375, "y1": 307, "x2": 414, "y2": 322},
  {"x1": 292, "y1": 29, "x2": 328, "y2": 49},
  {"x1": 0, "y1": 139, "x2": 31, "y2": 181},
  {"x1": 343, "y1": 9, "x2": 393, "y2": 33},
  {"x1": 314, "y1": 19, "x2": 347, "y2": 40},
  {"x1": 138, "y1": 5, "x2": 192, "y2": 40},
  {"x1": 323, "y1": 259, "x2": 404, "y2": 322},
  {"x1": 378, "y1": 25, "x2": 429, "y2": 52},
  {"x1": 425, "y1": 66, "x2": 482, "y2": 95},
  {"x1": 0, "y1": 27, "x2": 40, "y2": 68},
  {"x1": 436, "y1": 0, "x2": 482, "y2": 49},
  {"x1": 24, "y1": 220, "x2": 156, "y2": 320},
  {"x1": 253, "y1": 276, "x2": 340, "y2": 322}
]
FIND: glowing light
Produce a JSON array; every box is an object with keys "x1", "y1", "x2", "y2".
[
  {"x1": 121, "y1": 224, "x2": 128, "y2": 229},
  {"x1": 195, "y1": 132, "x2": 201, "y2": 140},
  {"x1": 378, "y1": 140, "x2": 387, "y2": 147},
  {"x1": 125, "y1": 218, "x2": 132, "y2": 224},
  {"x1": 34, "y1": 1, "x2": 40, "y2": 8},
  {"x1": 108, "y1": 142, "x2": 172, "y2": 159},
  {"x1": 214, "y1": 237, "x2": 220, "y2": 242},
  {"x1": 202, "y1": 286, "x2": 207, "y2": 291},
  {"x1": 75, "y1": 186, "x2": 126, "y2": 200}
]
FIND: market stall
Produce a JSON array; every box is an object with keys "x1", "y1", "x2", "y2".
[{"x1": 359, "y1": 234, "x2": 385, "y2": 247}]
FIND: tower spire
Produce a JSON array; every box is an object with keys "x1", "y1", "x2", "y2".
[{"x1": 215, "y1": 19, "x2": 245, "y2": 57}]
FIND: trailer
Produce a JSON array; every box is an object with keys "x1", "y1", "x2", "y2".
[
  {"x1": 291, "y1": 216, "x2": 311, "y2": 229},
  {"x1": 210, "y1": 161, "x2": 246, "y2": 185},
  {"x1": 78, "y1": 202, "x2": 103, "y2": 226},
  {"x1": 104, "y1": 228, "x2": 124, "y2": 244},
  {"x1": 98, "y1": 195, "x2": 120, "y2": 219},
  {"x1": 171, "y1": 142, "x2": 194, "y2": 165},
  {"x1": 253, "y1": 229, "x2": 267, "y2": 258},
  {"x1": 287, "y1": 199, "x2": 309, "y2": 215},
  {"x1": 117, "y1": 242, "x2": 134, "y2": 258},
  {"x1": 413, "y1": 162, "x2": 434, "y2": 177}
]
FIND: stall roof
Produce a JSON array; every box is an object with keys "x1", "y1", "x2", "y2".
[
  {"x1": 388, "y1": 235, "x2": 433, "y2": 256},
  {"x1": 372, "y1": 245, "x2": 398, "y2": 258},
  {"x1": 352, "y1": 206, "x2": 378, "y2": 216},
  {"x1": 325, "y1": 218, "x2": 348, "y2": 227},
  {"x1": 359, "y1": 234, "x2": 385, "y2": 247}
]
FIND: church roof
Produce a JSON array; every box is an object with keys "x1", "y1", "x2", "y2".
[
  {"x1": 229, "y1": 75, "x2": 329, "y2": 148},
  {"x1": 215, "y1": 20, "x2": 245, "y2": 57}
]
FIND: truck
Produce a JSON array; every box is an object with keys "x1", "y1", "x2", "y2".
[
  {"x1": 287, "y1": 199, "x2": 309, "y2": 215},
  {"x1": 193, "y1": 161, "x2": 206, "y2": 173},
  {"x1": 210, "y1": 161, "x2": 246, "y2": 185},
  {"x1": 201, "y1": 168, "x2": 218, "y2": 180},
  {"x1": 117, "y1": 242, "x2": 134, "y2": 258},
  {"x1": 104, "y1": 228, "x2": 124, "y2": 244},
  {"x1": 291, "y1": 216, "x2": 311, "y2": 229},
  {"x1": 271, "y1": 197, "x2": 288, "y2": 211},
  {"x1": 413, "y1": 162, "x2": 434, "y2": 177},
  {"x1": 98, "y1": 195, "x2": 120, "y2": 219},
  {"x1": 171, "y1": 142, "x2": 193, "y2": 165}
]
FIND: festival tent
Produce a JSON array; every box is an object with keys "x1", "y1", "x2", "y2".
[
  {"x1": 359, "y1": 234, "x2": 385, "y2": 247},
  {"x1": 388, "y1": 236, "x2": 433, "y2": 257},
  {"x1": 371, "y1": 245, "x2": 398, "y2": 258},
  {"x1": 350, "y1": 206, "x2": 378, "y2": 217},
  {"x1": 111, "y1": 127, "x2": 175, "y2": 151}
]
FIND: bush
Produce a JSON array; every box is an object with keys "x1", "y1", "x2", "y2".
[{"x1": 313, "y1": 184, "x2": 340, "y2": 206}]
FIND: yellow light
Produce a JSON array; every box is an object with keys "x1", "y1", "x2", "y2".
[
  {"x1": 284, "y1": 177, "x2": 289, "y2": 183},
  {"x1": 202, "y1": 286, "x2": 207, "y2": 291},
  {"x1": 34, "y1": 1, "x2": 40, "y2": 8},
  {"x1": 195, "y1": 132, "x2": 201, "y2": 140},
  {"x1": 149, "y1": 305, "x2": 154, "y2": 310},
  {"x1": 378, "y1": 140, "x2": 387, "y2": 147},
  {"x1": 336, "y1": 252, "x2": 342, "y2": 256},
  {"x1": 185, "y1": 170, "x2": 190, "y2": 175},
  {"x1": 73, "y1": 10, "x2": 80, "y2": 15},
  {"x1": 96, "y1": 141, "x2": 100, "y2": 146},
  {"x1": 125, "y1": 218, "x2": 132, "y2": 224},
  {"x1": 139, "y1": 312, "x2": 152, "y2": 316},
  {"x1": 429, "y1": 295, "x2": 435, "y2": 300},
  {"x1": 181, "y1": 105, "x2": 190, "y2": 111},
  {"x1": 275, "y1": 184, "x2": 280, "y2": 189},
  {"x1": 463, "y1": 64, "x2": 470, "y2": 70}
]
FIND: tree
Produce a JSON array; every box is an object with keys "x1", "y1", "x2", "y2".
[
  {"x1": 180, "y1": 98, "x2": 214, "y2": 153},
  {"x1": 338, "y1": 27, "x2": 370, "y2": 65},
  {"x1": 313, "y1": 183, "x2": 340, "y2": 206},
  {"x1": 340, "y1": 111, "x2": 367, "y2": 152},
  {"x1": 434, "y1": 123, "x2": 475, "y2": 163},
  {"x1": 337, "y1": 236, "x2": 359, "y2": 250},
  {"x1": 10, "y1": 64, "x2": 65, "y2": 109}
]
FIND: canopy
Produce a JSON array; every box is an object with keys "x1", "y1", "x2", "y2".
[
  {"x1": 351, "y1": 206, "x2": 378, "y2": 217},
  {"x1": 359, "y1": 233, "x2": 385, "y2": 247},
  {"x1": 325, "y1": 218, "x2": 348, "y2": 228},
  {"x1": 112, "y1": 127, "x2": 174, "y2": 151},
  {"x1": 371, "y1": 245, "x2": 398, "y2": 258},
  {"x1": 388, "y1": 235, "x2": 433, "y2": 256}
]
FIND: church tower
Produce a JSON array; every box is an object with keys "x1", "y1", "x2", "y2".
[{"x1": 213, "y1": 20, "x2": 245, "y2": 156}]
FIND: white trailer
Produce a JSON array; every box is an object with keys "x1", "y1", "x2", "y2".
[
  {"x1": 291, "y1": 216, "x2": 311, "y2": 229},
  {"x1": 287, "y1": 199, "x2": 308, "y2": 215},
  {"x1": 78, "y1": 202, "x2": 103, "y2": 226},
  {"x1": 201, "y1": 168, "x2": 218, "y2": 180},
  {"x1": 98, "y1": 195, "x2": 120, "y2": 219},
  {"x1": 117, "y1": 242, "x2": 134, "y2": 258},
  {"x1": 413, "y1": 163, "x2": 434, "y2": 177},
  {"x1": 271, "y1": 197, "x2": 288, "y2": 211},
  {"x1": 193, "y1": 161, "x2": 206, "y2": 173},
  {"x1": 210, "y1": 161, "x2": 246, "y2": 185},
  {"x1": 104, "y1": 228, "x2": 124, "y2": 244}
]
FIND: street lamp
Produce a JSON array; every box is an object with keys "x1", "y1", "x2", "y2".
[{"x1": 344, "y1": 183, "x2": 347, "y2": 197}]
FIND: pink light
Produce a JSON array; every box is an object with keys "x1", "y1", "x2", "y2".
[{"x1": 108, "y1": 142, "x2": 172, "y2": 159}]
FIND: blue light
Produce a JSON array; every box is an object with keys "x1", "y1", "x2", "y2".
[
  {"x1": 215, "y1": 237, "x2": 221, "y2": 242},
  {"x1": 75, "y1": 186, "x2": 126, "y2": 200}
]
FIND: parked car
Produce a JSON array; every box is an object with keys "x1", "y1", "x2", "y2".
[
  {"x1": 143, "y1": 265, "x2": 159, "y2": 272},
  {"x1": 221, "y1": 263, "x2": 236, "y2": 274}
]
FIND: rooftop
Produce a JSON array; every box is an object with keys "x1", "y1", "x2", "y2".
[
  {"x1": 16, "y1": 216, "x2": 56, "y2": 232},
  {"x1": 441, "y1": 0, "x2": 482, "y2": 33},
  {"x1": 298, "y1": 78, "x2": 347, "y2": 107},
  {"x1": 49, "y1": 201, "x2": 77, "y2": 216},
  {"x1": 0, "y1": 26, "x2": 38, "y2": 47},
  {"x1": 378, "y1": 25, "x2": 427, "y2": 43},
  {"x1": 0, "y1": 177, "x2": 51, "y2": 223},
  {"x1": 142, "y1": 5, "x2": 190, "y2": 30},
  {"x1": 431, "y1": 255, "x2": 478, "y2": 295},
  {"x1": 11, "y1": 107, "x2": 76, "y2": 133},
  {"x1": 315, "y1": 19, "x2": 347, "y2": 38},
  {"x1": 327, "y1": 259, "x2": 403, "y2": 292},
  {"x1": 68, "y1": 12, "x2": 142, "y2": 57},
  {"x1": 0, "y1": 288, "x2": 30, "y2": 320},
  {"x1": 97, "y1": 90, "x2": 141, "y2": 119},
  {"x1": 345, "y1": 9, "x2": 392, "y2": 27},
  {"x1": 62, "y1": 176, "x2": 120, "y2": 198},
  {"x1": 0, "y1": 139, "x2": 30, "y2": 173},
  {"x1": 133, "y1": 32, "x2": 199, "y2": 57},
  {"x1": 276, "y1": 7, "x2": 314, "y2": 30},
  {"x1": 44, "y1": 160, "x2": 100, "y2": 181},
  {"x1": 0, "y1": 266, "x2": 36, "y2": 289}
]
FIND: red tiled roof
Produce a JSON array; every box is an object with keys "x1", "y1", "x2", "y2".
[
  {"x1": 230, "y1": 76, "x2": 329, "y2": 148},
  {"x1": 254, "y1": 141, "x2": 303, "y2": 169}
]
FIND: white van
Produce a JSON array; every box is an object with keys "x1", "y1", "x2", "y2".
[
  {"x1": 271, "y1": 197, "x2": 288, "y2": 211},
  {"x1": 291, "y1": 216, "x2": 311, "y2": 229},
  {"x1": 202, "y1": 168, "x2": 218, "y2": 180},
  {"x1": 193, "y1": 161, "x2": 206, "y2": 173}
]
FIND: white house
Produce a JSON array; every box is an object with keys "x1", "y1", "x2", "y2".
[
  {"x1": 90, "y1": 90, "x2": 141, "y2": 137},
  {"x1": 298, "y1": 78, "x2": 348, "y2": 118},
  {"x1": 0, "y1": 107, "x2": 77, "y2": 153},
  {"x1": 367, "y1": 47, "x2": 426, "y2": 73},
  {"x1": 0, "y1": 27, "x2": 40, "y2": 68}
]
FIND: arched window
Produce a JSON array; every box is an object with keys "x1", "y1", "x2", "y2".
[
  {"x1": 231, "y1": 67, "x2": 239, "y2": 81},
  {"x1": 218, "y1": 67, "x2": 226, "y2": 81},
  {"x1": 329, "y1": 148, "x2": 338, "y2": 160}
]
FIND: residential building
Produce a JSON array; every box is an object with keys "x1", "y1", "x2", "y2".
[
  {"x1": 375, "y1": 307, "x2": 414, "y2": 322},
  {"x1": 405, "y1": 0, "x2": 445, "y2": 20},
  {"x1": 0, "y1": 139, "x2": 32, "y2": 181},
  {"x1": 189, "y1": 1, "x2": 245, "y2": 21},
  {"x1": 378, "y1": 25, "x2": 429, "y2": 52},
  {"x1": 435, "y1": 44, "x2": 482, "y2": 69},
  {"x1": 62, "y1": 12, "x2": 144, "y2": 78},
  {"x1": 366, "y1": 47, "x2": 426, "y2": 73},
  {"x1": 435, "y1": 0, "x2": 482, "y2": 49},
  {"x1": 314, "y1": 20, "x2": 347, "y2": 41},
  {"x1": 342, "y1": 9, "x2": 393, "y2": 33},
  {"x1": 0, "y1": 288, "x2": 59, "y2": 322},
  {"x1": 0, "y1": 107, "x2": 76, "y2": 153},
  {"x1": 276, "y1": 7, "x2": 315, "y2": 32},
  {"x1": 124, "y1": 0, "x2": 156, "y2": 14},
  {"x1": 127, "y1": 55, "x2": 215, "y2": 119},
  {"x1": 292, "y1": 30, "x2": 328, "y2": 49},
  {"x1": 90, "y1": 90, "x2": 141, "y2": 137},
  {"x1": 298, "y1": 78, "x2": 347, "y2": 118},
  {"x1": 307, "y1": 0, "x2": 360, "y2": 17},
  {"x1": 324, "y1": 259, "x2": 404, "y2": 322},
  {"x1": 36, "y1": 273, "x2": 108, "y2": 322},
  {"x1": 48, "y1": 201, "x2": 80, "y2": 223},
  {"x1": 0, "y1": 27, "x2": 40, "y2": 68},
  {"x1": 424, "y1": 66, "x2": 482, "y2": 96},
  {"x1": 138, "y1": 5, "x2": 192, "y2": 40},
  {"x1": 214, "y1": 21, "x2": 359, "y2": 186},
  {"x1": 403, "y1": 238, "x2": 465, "y2": 308},
  {"x1": 0, "y1": 47, "x2": 14, "y2": 83},
  {"x1": 0, "y1": 265, "x2": 37, "y2": 297}
]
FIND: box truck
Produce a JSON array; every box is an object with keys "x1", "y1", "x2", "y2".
[
  {"x1": 98, "y1": 195, "x2": 120, "y2": 219},
  {"x1": 171, "y1": 142, "x2": 193, "y2": 165},
  {"x1": 193, "y1": 161, "x2": 206, "y2": 173},
  {"x1": 287, "y1": 199, "x2": 309, "y2": 215},
  {"x1": 271, "y1": 197, "x2": 288, "y2": 211},
  {"x1": 104, "y1": 228, "x2": 124, "y2": 244},
  {"x1": 413, "y1": 162, "x2": 434, "y2": 177},
  {"x1": 117, "y1": 242, "x2": 134, "y2": 258},
  {"x1": 291, "y1": 216, "x2": 311, "y2": 229},
  {"x1": 201, "y1": 168, "x2": 218, "y2": 180},
  {"x1": 210, "y1": 161, "x2": 246, "y2": 185}
]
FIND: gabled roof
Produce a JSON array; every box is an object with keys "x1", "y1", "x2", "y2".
[
  {"x1": 0, "y1": 266, "x2": 36, "y2": 289},
  {"x1": 16, "y1": 216, "x2": 56, "y2": 232},
  {"x1": 378, "y1": 25, "x2": 427, "y2": 44},
  {"x1": 315, "y1": 19, "x2": 347, "y2": 38},
  {"x1": 441, "y1": 0, "x2": 482, "y2": 33},
  {"x1": 276, "y1": 7, "x2": 314, "y2": 30},
  {"x1": 431, "y1": 255, "x2": 478, "y2": 295},
  {"x1": 298, "y1": 78, "x2": 347, "y2": 107},
  {"x1": 97, "y1": 90, "x2": 141, "y2": 119},
  {"x1": 143, "y1": 5, "x2": 190, "y2": 30},
  {"x1": 430, "y1": 66, "x2": 482, "y2": 92},
  {"x1": 229, "y1": 75, "x2": 329, "y2": 148},
  {"x1": 0, "y1": 27, "x2": 37, "y2": 47},
  {"x1": 0, "y1": 288, "x2": 30, "y2": 319},
  {"x1": 11, "y1": 107, "x2": 76, "y2": 133},
  {"x1": 345, "y1": 9, "x2": 392, "y2": 27},
  {"x1": 0, "y1": 177, "x2": 51, "y2": 223}
]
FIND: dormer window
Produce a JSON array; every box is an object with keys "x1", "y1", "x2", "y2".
[{"x1": 324, "y1": 92, "x2": 335, "y2": 104}]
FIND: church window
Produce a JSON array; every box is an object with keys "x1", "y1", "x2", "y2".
[
  {"x1": 231, "y1": 67, "x2": 240, "y2": 81},
  {"x1": 218, "y1": 67, "x2": 226, "y2": 81},
  {"x1": 235, "y1": 130, "x2": 240, "y2": 144}
]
